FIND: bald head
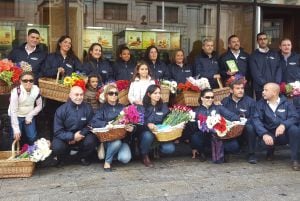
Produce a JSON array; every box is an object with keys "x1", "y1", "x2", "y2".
[
  {"x1": 69, "y1": 86, "x2": 84, "y2": 105},
  {"x1": 262, "y1": 83, "x2": 280, "y2": 101}
]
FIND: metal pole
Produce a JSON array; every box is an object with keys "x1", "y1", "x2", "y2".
[{"x1": 162, "y1": 1, "x2": 165, "y2": 30}]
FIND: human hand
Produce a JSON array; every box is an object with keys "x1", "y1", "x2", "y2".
[
  {"x1": 14, "y1": 133, "x2": 21, "y2": 141},
  {"x1": 263, "y1": 134, "x2": 274, "y2": 146},
  {"x1": 25, "y1": 120, "x2": 32, "y2": 124},
  {"x1": 213, "y1": 74, "x2": 221, "y2": 79},
  {"x1": 147, "y1": 123, "x2": 156, "y2": 131},
  {"x1": 275, "y1": 124, "x2": 285, "y2": 137},
  {"x1": 226, "y1": 71, "x2": 236, "y2": 76},
  {"x1": 134, "y1": 100, "x2": 143, "y2": 105},
  {"x1": 74, "y1": 131, "x2": 85, "y2": 142},
  {"x1": 68, "y1": 140, "x2": 76, "y2": 145},
  {"x1": 58, "y1": 67, "x2": 65, "y2": 74}
]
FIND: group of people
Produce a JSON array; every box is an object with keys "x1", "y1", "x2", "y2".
[{"x1": 6, "y1": 28, "x2": 300, "y2": 171}]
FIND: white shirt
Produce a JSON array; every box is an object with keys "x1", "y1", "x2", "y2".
[
  {"x1": 128, "y1": 77, "x2": 155, "y2": 104},
  {"x1": 231, "y1": 50, "x2": 240, "y2": 59},
  {"x1": 25, "y1": 44, "x2": 36, "y2": 55},
  {"x1": 267, "y1": 97, "x2": 280, "y2": 113}
]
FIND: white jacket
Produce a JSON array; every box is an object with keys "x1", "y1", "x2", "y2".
[{"x1": 128, "y1": 77, "x2": 155, "y2": 104}]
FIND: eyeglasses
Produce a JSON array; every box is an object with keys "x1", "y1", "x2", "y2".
[
  {"x1": 22, "y1": 79, "x2": 34, "y2": 83},
  {"x1": 258, "y1": 37, "x2": 268, "y2": 41},
  {"x1": 107, "y1": 91, "x2": 119, "y2": 96},
  {"x1": 203, "y1": 96, "x2": 214, "y2": 99}
]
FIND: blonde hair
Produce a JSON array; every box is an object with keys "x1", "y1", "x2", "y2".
[{"x1": 104, "y1": 84, "x2": 118, "y2": 102}]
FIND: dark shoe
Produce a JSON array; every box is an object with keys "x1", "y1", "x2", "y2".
[
  {"x1": 248, "y1": 154, "x2": 257, "y2": 164},
  {"x1": 292, "y1": 161, "x2": 300, "y2": 171},
  {"x1": 37, "y1": 156, "x2": 59, "y2": 168},
  {"x1": 224, "y1": 154, "x2": 230, "y2": 163},
  {"x1": 199, "y1": 153, "x2": 207, "y2": 162},
  {"x1": 266, "y1": 149, "x2": 274, "y2": 161},
  {"x1": 142, "y1": 155, "x2": 154, "y2": 168},
  {"x1": 80, "y1": 158, "x2": 91, "y2": 166},
  {"x1": 104, "y1": 167, "x2": 112, "y2": 172}
]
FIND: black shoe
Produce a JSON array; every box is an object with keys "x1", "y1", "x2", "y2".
[
  {"x1": 80, "y1": 158, "x2": 91, "y2": 166},
  {"x1": 266, "y1": 149, "x2": 274, "y2": 161},
  {"x1": 292, "y1": 161, "x2": 300, "y2": 171},
  {"x1": 199, "y1": 153, "x2": 207, "y2": 162},
  {"x1": 248, "y1": 154, "x2": 257, "y2": 164},
  {"x1": 104, "y1": 167, "x2": 112, "y2": 172},
  {"x1": 37, "y1": 155, "x2": 59, "y2": 168}
]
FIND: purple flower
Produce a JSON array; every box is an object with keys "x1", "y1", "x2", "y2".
[{"x1": 27, "y1": 144, "x2": 37, "y2": 155}]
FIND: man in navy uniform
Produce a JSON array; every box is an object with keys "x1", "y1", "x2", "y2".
[{"x1": 252, "y1": 82, "x2": 300, "y2": 171}]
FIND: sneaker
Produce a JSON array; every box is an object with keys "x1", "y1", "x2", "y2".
[{"x1": 248, "y1": 154, "x2": 257, "y2": 164}]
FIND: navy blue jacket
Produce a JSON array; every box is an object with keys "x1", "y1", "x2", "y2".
[
  {"x1": 90, "y1": 103, "x2": 124, "y2": 128},
  {"x1": 221, "y1": 95, "x2": 256, "y2": 124},
  {"x1": 194, "y1": 51, "x2": 220, "y2": 88},
  {"x1": 82, "y1": 58, "x2": 114, "y2": 83},
  {"x1": 42, "y1": 52, "x2": 82, "y2": 78},
  {"x1": 147, "y1": 60, "x2": 170, "y2": 80},
  {"x1": 112, "y1": 60, "x2": 136, "y2": 81},
  {"x1": 8, "y1": 43, "x2": 47, "y2": 82},
  {"x1": 219, "y1": 48, "x2": 250, "y2": 80},
  {"x1": 168, "y1": 63, "x2": 193, "y2": 84},
  {"x1": 249, "y1": 49, "x2": 281, "y2": 92},
  {"x1": 279, "y1": 52, "x2": 300, "y2": 83},
  {"x1": 53, "y1": 100, "x2": 94, "y2": 141},
  {"x1": 194, "y1": 104, "x2": 240, "y2": 122},
  {"x1": 139, "y1": 103, "x2": 169, "y2": 125},
  {"x1": 252, "y1": 96, "x2": 299, "y2": 137}
]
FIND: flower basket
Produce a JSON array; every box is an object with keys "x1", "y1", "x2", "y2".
[
  {"x1": 0, "y1": 80, "x2": 12, "y2": 95},
  {"x1": 153, "y1": 122, "x2": 185, "y2": 142},
  {"x1": 160, "y1": 85, "x2": 170, "y2": 103},
  {"x1": 0, "y1": 140, "x2": 35, "y2": 178},
  {"x1": 118, "y1": 89, "x2": 129, "y2": 105},
  {"x1": 93, "y1": 125, "x2": 127, "y2": 142},
  {"x1": 213, "y1": 87, "x2": 230, "y2": 103},
  {"x1": 218, "y1": 124, "x2": 244, "y2": 140},
  {"x1": 175, "y1": 91, "x2": 200, "y2": 106}
]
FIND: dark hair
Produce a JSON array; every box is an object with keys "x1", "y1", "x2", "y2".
[
  {"x1": 85, "y1": 43, "x2": 103, "y2": 61},
  {"x1": 20, "y1": 71, "x2": 34, "y2": 80},
  {"x1": 131, "y1": 60, "x2": 152, "y2": 81},
  {"x1": 144, "y1": 45, "x2": 160, "y2": 63},
  {"x1": 256, "y1": 32, "x2": 267, "y2": 40},
  {"x1": 170, "y1": 49, "x2": 185, "y2": 64},
  {"x1": 199, "y1": 88, "x2": 213, "y2": 104},
  {"x1": 27, "y1": 29, "x2": 40, "y2": 36},
  {"x1": 86, "y1": 74, "x2": 101, "y2": 87},
  {"x1": 143, "y1": 84, "x2": 163, "y2": 109},
  {"x1": 228, "y1": 34, "x2": 238, "y2": 43},
  {"x1": 280, "y1": 38, "x2": 292, "y2": 45},
  {"x1": 56, "y1": 35, "x2": 78, "y2": 61},
  {"x1": 229, "y1": 79, "x2": 245, "y2": 89},
  {"x1": 117, "y1": 46, "x2": 132, "y2": 62}
]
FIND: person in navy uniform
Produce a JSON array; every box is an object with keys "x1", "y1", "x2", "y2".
[
  {"x1": 278, "y1": 38, "x2": 300, "y2": 112},
  {"x1": 221, "y1": 79, "x2": 257, "y2": 164},
  {"x1": 219, "y1": 35, "x2": 252, "y2": 97},
  {"x1": 82, "y1": 43, "x2": 114, "y2": 84},
  {"x1": 194, "y1": 39, "x2": 220, "y2": 89},
  {"x1": 249, "y1": 32, "x2": 281, "y2": 100},
  {"x1": 51, "y1": 86, "x2": 98, "y2": 166},
  {"x1": 8, "y1": 28, "x2": 47, "y2": 84},
  {"x1": 144, "y1": 45, "x2": 170, "y2": 80},
  {"x1": 169, "y1": 49, "x2": 193, "y2": 84},
  {"x1": 113, "y1": 46, "x2": 136, "y2": 81},
  {"x1": 252, "y1": 83, "x2": 300, "y2": 171}
]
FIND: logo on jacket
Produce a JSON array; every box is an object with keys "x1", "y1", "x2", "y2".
[
  {"x1": 156, "y1": 112, "x2": 163, "y2": 115},
  {"x1": 66, "y1": 63, "x2": 72, "y2": 68},
  {"x1": 239, "y1": 56, "x2": 246, "y2": 60},
  {"x1": 102, "y1": 70, "x2": 107, "y2": 74},
  {"x1": 277, "y1": 109, "x2": 286, "y2": 113},
  {"x1": 81, "y1": 117, "x2": 87, "y2": 121},
  {"x1": 289, "y1": 62, "x2": 297, "y2": 65},
  {"x1": 30, "y1": 57, "x2": 38, "y2": 60}
]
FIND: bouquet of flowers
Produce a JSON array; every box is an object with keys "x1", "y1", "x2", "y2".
[
  {"x1": 115, "y1": 80, "x2": 130, "y2": 91},
  {"x1": 112, "y1": 105, "x2": 144, "y2": 125},
  {"x1": 17, "y1": 138, "x2": 52, "y2": 162},
  {"x1": 63, "y1": 72, "x2": 86, "y2": 91},
  {"x1": 159, "y1": 79, "x2": 177, "y2": 94},
  {"x1": 17, "y1": 61, "x2": 32, "y2": 72},
  {"x1": 225, "y1": 73, "x2": 247, "y2": 86},
  {"x1": 162, "y1": 104, "x2": 195, "y2": 127},
  {"x1": 0, "y1": 59, "x2": 23, "y2": 86},
  {"x1": 186, "y1": 77, "x2": 211, "y2": 90},
  {"x1": 280, "y1": 81, "x2": 300, "y2": 97}
]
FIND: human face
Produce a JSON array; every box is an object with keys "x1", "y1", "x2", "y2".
[
  {"x1": 27, "y1": 33, "x2": 40, "y2": 48},
  {"x1": 120, "y1": 49, "x2": 130, "y2": 62},
  {"x1": 59, "y1": 38, "x2": 72, "y2": 53},
  {"x1": 262, "y1": 84, "x2": 274, "y2": 100},
  {"x1": 89, "y1": 77, "x2": 99, "y2": 89},
  {"x1": 279, "y1": 40, "x2": 292, "y2": 55},
  {"x1": 201, "y1": 92, "x2": 214, "y2": 107},
  {"x1": 202, "y1": 41, "x2": 214, "y2": 55},
  {"x1": 90, "y1": 45, "x2": 102, "y2": 59},
  {"x1": 138, "y1": 64, "x2": 149, "y2": 79},
  {"x1": 229, "y1": 37, "x2": 240, "y2": 51},
  {"x1": 231, "y1": 84, "x2": 245, "y2": 99},
  {"x1": 149, "y1": 48, "x2": 158, "y2": 61},
  {"x1": 257, "y1": 34, "x2": 268, "y2": 49},
  {"x1": 150, "y1": 88, "x2": 161, "y2": 104},
  {"x1": 175, "y1": 50, "x2": 184, "y2": 65},
  {"x1": 21, "y1": 75, "x2": 34, "y2": 91},
  {"x1": 69, "y1": 86, "x2": 84, "y2": 105},
  {"x1": 106, "y1": 88, "x2": 119, "y2": 104}
]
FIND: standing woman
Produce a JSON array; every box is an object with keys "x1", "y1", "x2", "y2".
[
  {"x1": 42, "y1": 35, "x2": 82, "y2": 78},
  {"x1": 82, "y1": 43, "x2": 114, "y2": 84},
  {"x1": 90, "y1": 84, "x2": 133, "y2": 171},
  {"x1": 169, "y1": 49, "x2": 193, "y2": 84},
  {"x1": 113, "y1": 46, "x2": 136, "y2": 81},
  {"x1": 8, "y1": 71, "x2": 43, "y2": 145},
  {"x1": 137, "y1": 84, "x2": 175, "y2": 167},
  {"x1": 144, "y1": 45, "x2": 170, "y2": 80},
  {"x1": 128, "y1": 61, "x2": 155, "y2": 105}
]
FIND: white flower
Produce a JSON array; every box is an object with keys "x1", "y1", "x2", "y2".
[
  {"x1": 189, "y1": 110, "x2": 196, "y2": 122},
  {"x1": 171, "y1": 81, "x2": 177, "y2": 88}
]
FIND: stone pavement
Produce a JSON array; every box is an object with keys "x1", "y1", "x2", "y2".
[{"x1": 0, "y1": 147, "x2": 300, "y2": 201}]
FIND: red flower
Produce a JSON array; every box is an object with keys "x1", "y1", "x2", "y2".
[
  {"x1": 73, "y1": 79, "x2": 86, "y2": 92},
  {"x1": 116, "y1": 80, "x2": 130, "y2": 91},
  {"x1": 279, "y1": 82, "x2": 286, "y2": 94},
  {"x1": 20, "y1": 144, "x2": 29, "y2": 154},
  {"x1": 11, "y1": 67, "x2": 22, "y2": 84},
  {"x1": 198, "y1": 114, "x2": 207, "y2": 123}
]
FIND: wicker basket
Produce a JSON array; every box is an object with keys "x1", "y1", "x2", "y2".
[
  {"x1": 0, "y1": 140, "x2": 35, "y2": 178},
  {"x1": 153, "y1": 123, "x2": 185, "y2": 142},
  {"x1": 160, "y1": 85, "x2": 170, "y2": 103},
  {"x1": 218, "y1": 124, "x2": 244, "y2": 140},
  {"x1": 38, "y1": 72, "x2": 70, "y2": 102},
  {"x1": 118, "y1": 89, "x2": 129, "y2": 105},
  {"x1": 175, "y1": 91, "x2": 200, "y2": 106},
  {"x1": 0, "y1": 80, "x2": 12, "y2": 95},
  {"x1": 93, "y1": 125, "x2": 127, "y2": 142},
  {"x1": 213, "y1": 77, "x2": 230, "y2": 103}
]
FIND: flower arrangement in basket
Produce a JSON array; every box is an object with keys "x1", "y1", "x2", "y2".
[
  {"x1": 225, "y1": 73, "x2": 247, "y2": 87},
  {"x1": 62, "y1": 72, "x2": 86, "y2": 91},
  {"x1": 116, "y1": 80, "x2": 130, "y2": 105},
  {"x1": 159, "y1": 80, "x2": 177, "y2": 94},
  {"x1": 152, "y1": 104, "x2": 195, "y2": 142},
  {"x1": 280, "y1": 81, "x2": 300, "y2": 98},
  {"x1": 92, "y1": 105, "x2": 144, "y2": 142},
  {"x1": 0, "y1": 59, "x2": 23, "y2": 94}
]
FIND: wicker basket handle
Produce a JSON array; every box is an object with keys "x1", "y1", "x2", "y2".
[
  {"x1": 216, "y1": 77, "x2": 224, "y2": 89},
  {"x1": 56, "y1": 71, "x2": 61, "y2": 84},
  {"x1": 9, "y1": 140, "x2": 20, "y2": 159}
]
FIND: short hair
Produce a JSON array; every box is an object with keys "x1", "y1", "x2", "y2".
[
  {"x1": 28, "y1": 29, "x2": 40, "y2": 36},
  {"x1": 229, "y1": 79, "x2": 245, "y2": 89},
  {"x1": 256, "y1": 32, "x2": 267, "y2": 40},
  {"x1": 228, "y1": 35, "x2": 238, "y2": 43},
  {"x1": 202, "y1": 38, "x2": 214, "y2": 46},
  {"x1": 280, "y1": 38, "x2": 292, "y2": 45},
  {"x1": 20, "y1": 71, "x2": 34, "y2": 80}
]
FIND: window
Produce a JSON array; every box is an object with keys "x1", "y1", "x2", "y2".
[
  {"x1": 104, "y1": 3, "x2": 127, "y2": 21},
  {"x1": 204, "y1": 8, "x2": 212, "y2": 25},
  {"x1": 0, "y1": 0, "x2": 14, "y2": 18},
  {"x1": 157, "y1": 6, "x2": 178, "y2": 23}
]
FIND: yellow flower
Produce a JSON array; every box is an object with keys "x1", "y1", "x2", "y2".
[{"x1": 63, "y1": 76, "x2": 72, "y2": 86}]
